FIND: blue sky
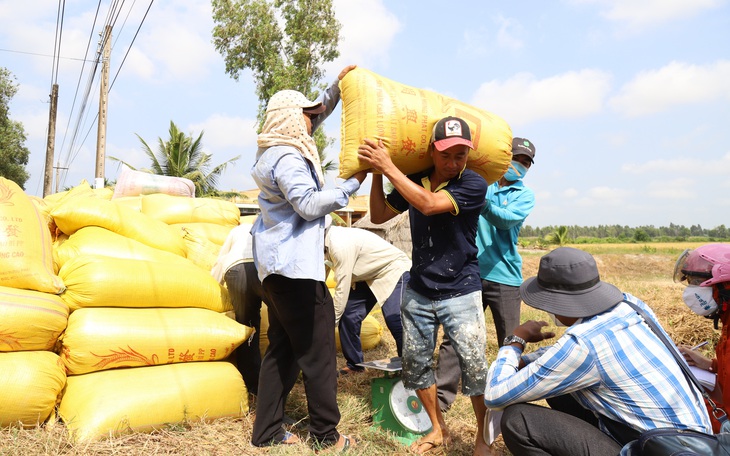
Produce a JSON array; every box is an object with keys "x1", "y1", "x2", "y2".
[{"x1": 2, "y1": 0, "x2": 729, "y2": 228}]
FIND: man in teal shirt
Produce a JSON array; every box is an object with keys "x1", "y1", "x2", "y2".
[{"x1": 437, "y1": 137, "x2": 536, "y2": 411}]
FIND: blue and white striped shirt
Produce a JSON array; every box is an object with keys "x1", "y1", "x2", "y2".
[{"x1": 485, "y1": 293, "x2": 712, "y2": 434}]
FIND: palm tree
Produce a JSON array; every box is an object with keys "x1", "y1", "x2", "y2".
[
  {"x1": 547, "y1": 226, "x2": 570, "y2": 246},
  {"x1": 111, "y1": 121, "x2": 240, "y2": 197}
]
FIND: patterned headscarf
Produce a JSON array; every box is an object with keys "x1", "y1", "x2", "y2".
[{"x1": 257, "y1": 90, "x2": 324, "y2": 186}]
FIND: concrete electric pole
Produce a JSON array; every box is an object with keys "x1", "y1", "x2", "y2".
[
  {"x1": 95, "y1": 25, "x2": 111, "y2": 190},
  {"x1": 43, "y1": 83, "x2": 59, "y2": 197}
]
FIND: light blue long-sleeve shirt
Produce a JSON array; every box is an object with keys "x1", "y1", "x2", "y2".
[
  {"x1": 476, "y1": 180, "x2": 534, "y2": 286},
  {"x1": 250, "y1": 78, "x2": 361, "y2": 283}
]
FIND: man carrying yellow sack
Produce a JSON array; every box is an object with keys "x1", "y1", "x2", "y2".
[{"x1": 358, "y1": 117, "x2": 491, "y2": 456}]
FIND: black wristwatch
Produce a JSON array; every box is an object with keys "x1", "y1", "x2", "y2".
[{"x1": 503, "y1": 334, "x2": 527, "y2": 347}]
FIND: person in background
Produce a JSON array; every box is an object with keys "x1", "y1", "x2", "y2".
[
  {"x1": 674, "y1": 243, "x2": 730, "y2": 432},
  {"x1": 358, "y1": 116, "x2": 491, "y2": 456},
  {"x1": 485, "y1": 247, "x2": 712, "y2": 456},
  {"x1": 437, "y1": 137, "x2": 536, "y2": 411},
  {"x1": 210, "y1": 223, "x2": 263, "y2": 396},
  {"x1": 250, "y1": 65, "x2": 365, "y2": 451},
  {"x1": 325, "y1": 224, "x2": 410, "y2": 375}
]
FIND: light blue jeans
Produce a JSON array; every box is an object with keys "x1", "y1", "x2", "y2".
[{"x1": 401, "y1": 287, "x2": 487, "y2": 396}]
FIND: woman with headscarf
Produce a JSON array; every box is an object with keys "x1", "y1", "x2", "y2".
[
  {"x1": 250, "y1": 65, "x2": 364, "y2": 452},
  {"x1": 674, "y1": 244, "x2": 730, "y2": 433}
]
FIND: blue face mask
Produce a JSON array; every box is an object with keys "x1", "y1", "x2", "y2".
[{"x1": 504, "y1": 160, "x2": 528, "y2": 181}]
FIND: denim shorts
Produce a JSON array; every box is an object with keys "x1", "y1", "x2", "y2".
[{"x1": 400, "y1": 287, "x2": 487, "y2": 396}]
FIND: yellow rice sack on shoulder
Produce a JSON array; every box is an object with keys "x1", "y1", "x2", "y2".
[
  {"x1": 58, "y1": 255, "x2": 231, "y2": 312},
  {"x1": 0, "y1": 351, "x2": 66, "y2": 427},
  {"x1": 0, "y1": 177, "x2": 65, "y2": 294},
  {"x1": 60, "y1": 307, "x2": 253, "y2": 374},
  {"x1": 0, "y1": 285, "x2": 69, "y2": 351},
  {"x1": 141, "y1": 194, "x2": 240, "y2": 227},
  {"x1": 339, "y1": 68, "x2": 512, "y2": 184},
  {"x1": 58, "y1": 361, "x2": 247, "y2": 442}
]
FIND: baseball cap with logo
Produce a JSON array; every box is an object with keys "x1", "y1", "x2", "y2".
[
  {"x1": 266, "y1": 90, "x2": 326, "y2": 115},
  {"x1": 512, "y1": 137, "x2": 535, "y2": 163},
  {"x1": 431, "y1": 116, "x2": 474, "y2": 151}
]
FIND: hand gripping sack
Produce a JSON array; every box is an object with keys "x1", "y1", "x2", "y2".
[{"x1": 339, "y1": 68, "x2": 513, "y2": 184}]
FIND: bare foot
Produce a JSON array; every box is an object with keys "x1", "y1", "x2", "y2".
[{"x1": 473, "y1": 438, "x2": 493, "y2": 456}]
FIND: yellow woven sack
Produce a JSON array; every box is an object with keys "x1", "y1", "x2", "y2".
[
  {"x1": 0, "y1": 351, "x2": 66, "y2": 427},
  {"x1": 58, "y1": 361, "x2": 247, "y2": 442},
  {"x1": 259, "y1": 303, "x2": 269, "y2": 357},
  {"x1": 91, "y1": 187, "x2": 114, "y2": 200},
  {"x1": 58, "y1": 255, "x2": 232, "y2": 313},
  {"x1": 181, "y1": 227, "x2": 222, "y2": 272},
  {"x1": 60, "y1": 307, "x2": 253, "y2": 375},
  {"x1": 50, "y1": 195, "x2": 186, "y2": 257},
  {"x1": 111, "y1": 196, "x2": 142, "y2": 211},
  {"x1": 171, "y1": 222, "x2": 233, "y2": 246},
  {"x1": 336, "y1": 314, "x2": 383, "y2": 351},
  {"x1": 326, "y1": 269, "x2": 337, "y2": 289},
  {"x1": 0, "y1": 178, "x2": 65, "y2": 294},
  {"x1": 259, "y1": 305, "x2": 383, "y2": 356},
  {"x1": 140, "y1": 194, "x2": 240, "y2": 227},
  {"x1": 29, "y1": 195, "x2": 52, "y2": 227},
  {"x1": 43, "y1": 180, "x2": 95, "y2": 207},
  {"x1": 0, "y1": 285, "x2": 69, "y2": 351},
  {"x1": 339, "y1": 68, "x2": 513, "y2": 184},
  {"x1": 54, "y1": 226, "x2": 190, "y2": 270}
]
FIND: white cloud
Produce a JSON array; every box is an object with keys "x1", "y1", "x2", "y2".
[
  {"x1": 621, "y1": 153, "x2": 730, "y2": 175},
  {"x1": 645, "y1": 177, "x2": 695, "y2": 199},
  {"x1": 610, "y1": 60, "x2": 730, "y2": 116},
  {"x1": 573, "y1": 186, "x2": 633, "y2": 207},
  {"x1": 188, "y1": 115, "x2": 258, "y2": 150},
  {"x1": 495, "y1": 15, "x2": 525, "y2": 50},
  {"x1": 135, "y1": 2, "x2": 218, "y2": 83},
  {"x1": 328, "y1": 0, "x2": 401, "y2": 75},
  {"x1": 563, "y1": 188, "x2": 580, "y2": 198},
  {"x1": 460, "y1": 15, "x2": 523, "y2": 58},
  {"x1": 461, "y1": 28, "x2": 491, "y2": 57},
  {"x1": 572, "y1": 0, "x2": 723, "y2": 30},
  {"x1": 471, "y1": 70, "x2": 612, "y2": 126}
]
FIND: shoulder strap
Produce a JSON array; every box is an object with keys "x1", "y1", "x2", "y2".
[{"x1": 623, "y1": 300, "x2": 728, "y2": 426}]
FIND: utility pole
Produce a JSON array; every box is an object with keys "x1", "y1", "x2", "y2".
[
  {"x1": 43, "y1": 84, "x2": 59, "y2": 197},
  {"x1": 95, "y1": 25, "x2": 111, "y2": 190},
  {"x1": 54, "y1": 161, "x2": 68, "y2": 194}
]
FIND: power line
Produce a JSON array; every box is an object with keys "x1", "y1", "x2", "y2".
[
  {"x1": 56, "y1": 0, "x2": 104, "y2": 187},
  {"x1": 111, "y1": 0, "x2": 155, "y2": 90},
  {"x1": 0, "y1": 48, "x2": 93, "y2": 63},
  {"x1": 50, "y1": 0, "x2": 66, "y2": 86},
  {"x1": 54, "y1": 0, "x2": 155, "y2": 189}
]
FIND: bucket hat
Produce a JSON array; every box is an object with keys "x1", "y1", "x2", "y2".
[{"x1": 520, "y1": 247, "x2": 623, "y2": 318}]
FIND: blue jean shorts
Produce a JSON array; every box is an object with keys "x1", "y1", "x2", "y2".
[{"x1": 400, "y1": 287, "x2": 487, "y2": 396}]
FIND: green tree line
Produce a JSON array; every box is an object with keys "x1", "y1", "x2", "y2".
[{"x1": 521, "y1": 223, "x2": 730, "y2": 243}]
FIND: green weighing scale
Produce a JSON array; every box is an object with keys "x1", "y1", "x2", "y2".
[{"x1": 357, "y1": 357, "x2": 432, "y2": 445}]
